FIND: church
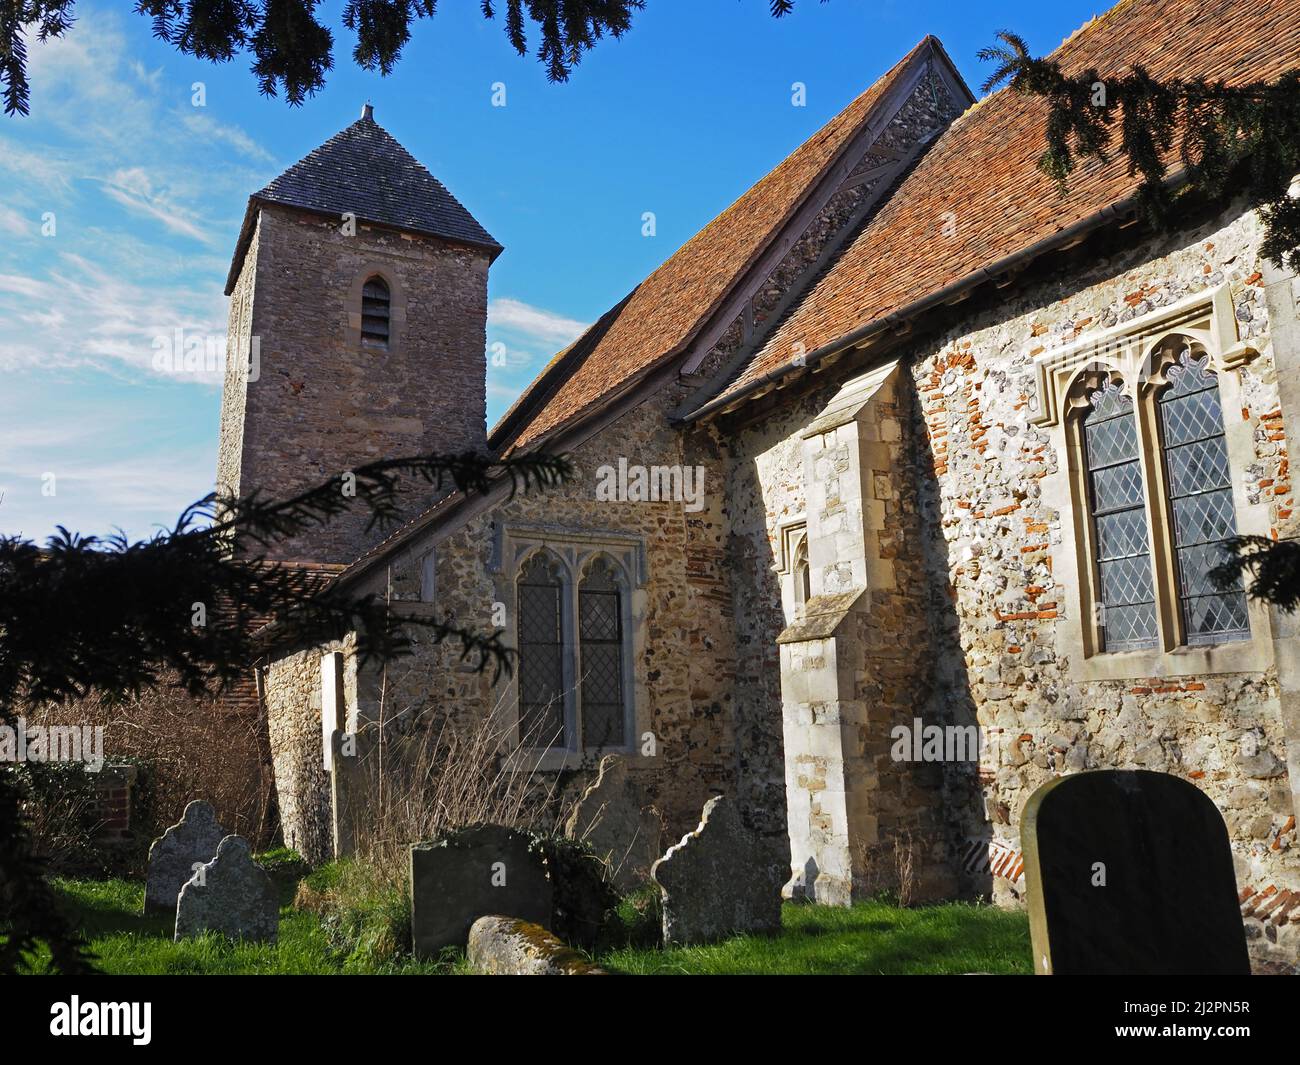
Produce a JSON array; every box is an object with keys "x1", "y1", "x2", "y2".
[{"x1": 216, "y1": 0, "x2": 1300, "y2": 960}]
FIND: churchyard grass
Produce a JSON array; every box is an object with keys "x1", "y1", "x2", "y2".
[
  {"x1": 22, "y1": 875, "x2": 1031, "y2": 974},
  {"x1": 600, "y1": 898, "x2": 1033, "y2": 975},
  {"x1": 24, "y1": 876, "x2": 448, "y2": 975}
]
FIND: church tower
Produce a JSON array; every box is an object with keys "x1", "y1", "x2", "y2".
[{"x1": 217, "y1": 104, "x2": 502, "y2": 564}]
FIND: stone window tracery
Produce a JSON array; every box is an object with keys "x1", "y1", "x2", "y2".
[
  {"x1": 507, "y1": 537, "x2": 638, "y2": 755},
  {"x1": 1069, "y1": 336, "x2": 1250, "y2": 656}
]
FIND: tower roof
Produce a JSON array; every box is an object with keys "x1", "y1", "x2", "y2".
[{"x1": 225, "y1": 105, "x2": 501, "y2": 292}]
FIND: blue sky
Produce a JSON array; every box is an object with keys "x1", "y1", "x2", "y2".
[{"x1": 0, "y1": 0, "x2": 1103, "y2": 542}]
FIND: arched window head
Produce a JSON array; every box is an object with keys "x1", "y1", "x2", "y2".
[
  {"x1": 517, "y1": 552, "x2": 566, "y2": 749},
  {"x1": 360, "y1": 276, "x2": 391, "y2": 349},
  {"x1": 1154, "y1": 343, "x2": 1249, "y2": 644},
  {"x1": 578, "y1": 557, "x2": 627, "y2": 749},
  {"x1": 1079, "y1": 373, "x2": 1157, "y2": 651}
]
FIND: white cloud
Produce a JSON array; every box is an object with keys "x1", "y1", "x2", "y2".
[
  {"x1": 488, "y1": 298, "x2": 589, "y2": 346},
  {"x1": 101, "y1": 178, "x2": 211, "y2": 243},
  {"x1": 0, "y1": 205, "x2": 30, "y2": 238},
  {"x1": 183, "y1": 112, "x2": 277, "y2": 165}
]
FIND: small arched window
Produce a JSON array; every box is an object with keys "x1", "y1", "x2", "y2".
[
  {"x1": 517, "y1": 552, "x2": 566, "y2": 748},
  {"x1": 360, "y1": 276, "x2": 391, "y2": 349}
]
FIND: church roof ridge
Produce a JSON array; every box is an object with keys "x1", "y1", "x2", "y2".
[{"x1": 487, "y1": 34, "x2": 963, "y2": 453}]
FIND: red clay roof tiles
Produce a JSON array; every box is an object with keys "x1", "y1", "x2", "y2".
[{"x1": 711, "y1": 0, "x2": 1300, "y2": 408}]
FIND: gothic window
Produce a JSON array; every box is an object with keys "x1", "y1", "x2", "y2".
[
  {"x1": 360, "y1": 276, "x2": 391, "y2": 348},
  {"x1": 1155, "y1": 349, "x2": 1250, "y2": 644},
  {"x1": 513, "y1": 548, "x2": 634, "y2": 754},
  {"x1": 1082, "y1": 377, "x2": 1158, "y2": 651},
  {"x1": 517, "y1": 552, "x2": 566, "y2": 748},
  {"x1": 578, "y1": 557, "x2": 627, "y2": 749},
  {"x1": 794, "y1": 534, "x2": 811, "y2": 609},
  {"x1": 1072, "y1": 338, "x2": 1250, "y2": 655}
]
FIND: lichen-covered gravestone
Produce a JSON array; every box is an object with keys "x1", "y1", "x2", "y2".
[
  {"x1": 651, "y1": 795, "x2": 783, "y2": 945},
  {"x1": 410, "y1": 825, "x2": 553, "y2": 958},
  {"x1": 144, "y1": 799, "x2": 227, "y2": 914},
  {"x1": 174, "y1": 835, "x2": 279, "y2": 943},
  {"x1": 1022, "y1": 769, "x2": 1250, "y2": 975},
  {"x1": 564, "y1": 755, "x2": 662, "y2": 892}
]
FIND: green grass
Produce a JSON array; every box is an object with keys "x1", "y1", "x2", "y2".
[
  {"x1": 27, "y1": 877, "x2": 448, "y2": 975},
  {"x1": 598, "y1": 898, "x2": 1033, "y2": 975},
  {"x1": 22, "y1": 877, "x2": 1032, "y2": 975}
]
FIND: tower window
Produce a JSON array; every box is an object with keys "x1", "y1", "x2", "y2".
[{"x1": 360, "y1": 276, "x2": 391, "y2": 348}]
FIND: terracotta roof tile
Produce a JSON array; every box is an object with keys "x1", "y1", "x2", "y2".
[
  {"x1": 709, "y1": 0, "x2": 1300, "y2": 408},
  {"x1": 492, "y1": 36, "x2": 945, "y2": 452}
]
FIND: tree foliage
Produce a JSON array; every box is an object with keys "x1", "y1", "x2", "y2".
[
  {"x1": 979, "y1": 32, "x2": 1300, "y2": 609},
  {"x1": 980, "y1": 30, "x2": 1300, "y2": 270},
  {"x1": 1, "y1": 0, "x2": 646, "y2": 114},
  {"x1": 0, "y1": 448, "x2": 570, "y2": 972}
]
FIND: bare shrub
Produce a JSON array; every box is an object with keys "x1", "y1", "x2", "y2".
[
  {"x1": 858, "y1": 829, "x2": 922, "y2": 906},
  {"x1": 342, "y1": 665, "x2": 582, "y2": 888},
  {"x1": 20, "y1": 679, "x2": 272, "y2": 859}
]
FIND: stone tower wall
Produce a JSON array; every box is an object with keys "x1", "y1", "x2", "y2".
[{"x1": 218, "y1": 203, "x2": 492, "y2": 564}]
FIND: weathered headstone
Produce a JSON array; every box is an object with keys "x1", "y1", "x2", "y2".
[
  {"x1": 144, "y1": 799, "x2": 227, "y2": 914},
  {"x1": 410, "y1": 825, "x2": 552, "y2": 958},
  {"x1": 1022, "y1": 769, "x2": 1250, "y2": 975},
  {"x1": 651, "y1": 795, "x2": 783, "y2": 945},
  {"x1": 174, "y1": 835, "x2": 279, "y2": 943},
  {"x1": 564, "y1": 755, "x2": 662, "y2": 892}
]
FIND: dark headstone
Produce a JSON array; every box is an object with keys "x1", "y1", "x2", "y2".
[
  {"x1": 409, "y1": 825, "x2": 552, "y2": 958},
  {"x1": 1022, "y1": 770, "x2": 1249, "y2": 975},
  {"x1": 651, "y1": 795, "x2": 784, "y2": 945}
]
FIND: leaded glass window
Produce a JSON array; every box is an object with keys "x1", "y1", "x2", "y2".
[
  {"x1": 517, "y1": 553, "x2": 566, "y2": 748},
  {"x1": 579, "y1": 558, "x2": 625, "y2": 749},
  {"x1": 1082, "y1": 378, "x2": 1158, "y2": 651},
  {"x1": 1157, "y1": 349, "x2": 1250, "y2": 644}
]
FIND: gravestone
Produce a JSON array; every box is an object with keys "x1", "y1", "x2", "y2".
[
  {"x1": 1022, "y1": 769, "x2": 1250, "y2": 975},
  {"x1": 144, "y1": 799, "x2": 227, "y2": 914},
  {"x1": 651, "y1": 795, "x2": 783, "y2": 945},
  {"x1": 564, "y1": 755, "x2": 662, "y2": 892},
  {"x1": 174, "y1": 835, "x2": 279, "y2": 943},
  {"x1": 410, "y1": 825, "x2": 553, "y2": 958}
]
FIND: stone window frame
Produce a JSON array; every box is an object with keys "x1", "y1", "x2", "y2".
[
  {"x1": 774, "y1": 517, "x2": 811, "y2": 619},
  {"x1": 345, "y1": 264, "x2": 405, "y2": 354},
  {"x1": 1032, "y1": 284, "x2": 1271, "y2": 682},
  {"x1": 489, "y1": 525, "x2": 648, "y2": 771}
]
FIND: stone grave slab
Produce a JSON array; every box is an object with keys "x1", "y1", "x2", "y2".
[
  {"x1": 564, "y1": 755, "x2": 662, "y2": 892},
  {"x1": 410, "y1": 824, "x2": 552, "y2": 958},
  {"x1": 144, "y1": 799, "x2": 227, "y2": 914},
  {"x1": 651, "y1": 795, "x2": 783, "y2": 945},
  {"x1": 174, "y1": 835, "x2": 279, "y2": 943},
  {"x1": 1022, "y1": 769, "x2": 1250, "y2": 975}
]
